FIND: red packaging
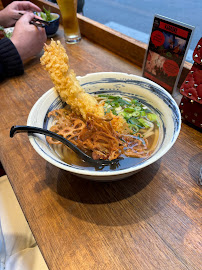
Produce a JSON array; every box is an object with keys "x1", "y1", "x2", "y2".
[
  {"x1": 193, "y1": 38, "x2": 202, "y2": 65},
  {"x1": 179, "y1": 38, "x2": 202, "y2": 129}
]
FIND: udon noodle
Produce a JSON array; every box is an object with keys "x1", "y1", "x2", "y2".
[{"x1": 40, "y1": 40, "x2": 160, "y2": 164}]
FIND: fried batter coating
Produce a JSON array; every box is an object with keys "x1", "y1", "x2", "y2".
[
  {"x1": 40, "y1": 40, "x2": 132, "y2": 135},
  {"x1": 40, "y1": 40, "x2": 104, "y2": 119}
]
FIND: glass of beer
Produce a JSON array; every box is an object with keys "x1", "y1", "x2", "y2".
[{"x1": 57, "y1": 0, "x2": 81, "y2": 44}]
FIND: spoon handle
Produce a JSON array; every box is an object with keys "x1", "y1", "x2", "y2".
[{"x1": 10, "y1": 125, "x2": 114, "y2": 166}]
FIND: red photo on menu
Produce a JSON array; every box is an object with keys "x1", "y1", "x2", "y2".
[{"x1": 142, "y1": 15, "x2": 194, "y2": 94}]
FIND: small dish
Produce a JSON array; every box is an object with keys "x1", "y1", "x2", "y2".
[{"x1": 44, "y1": 13, "x2": 60, "y2": 37}]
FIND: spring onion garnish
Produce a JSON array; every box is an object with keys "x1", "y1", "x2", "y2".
[{"x1": 98, "y1": 94, "x2": 159, "y2": 135}]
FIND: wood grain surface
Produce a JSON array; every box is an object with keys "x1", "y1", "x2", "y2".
[{"x1": 0, "y1": 24, "x2": 201, "y2": 270}]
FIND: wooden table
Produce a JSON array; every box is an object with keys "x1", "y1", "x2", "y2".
[{"x1": 0, "y1": 18, "x2": 202, "y2": 270}]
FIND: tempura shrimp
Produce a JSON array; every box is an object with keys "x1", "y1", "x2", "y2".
[
  {"x1": 40, "y1": 40, "x2": 104, "y2": 119},
  {"x1": 40, "y1": 40, "x2": 131, "y2": 135}
]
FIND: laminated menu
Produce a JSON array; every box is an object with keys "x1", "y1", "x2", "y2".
[{"x1": 142, "y1": 15, "x2": 194, "y2": 95}]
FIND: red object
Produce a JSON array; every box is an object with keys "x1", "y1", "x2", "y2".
[
  {"x1": 193, "y1": 38, "x2": 202, "y2": 65},
  {"x1": 179, "y1": 96, "x2": 201, "y2": 128},
  {"x1": 151, "y1": 30, "x2": 165, "y2": 47},
  {"x1": 163, "y1": 59, "x2": 179, "y2": 76},
  {"x1": 159, "y1": 21, "x2": 189, "y2": 38},
  {"x1": 179, "y1": 37, "x2": 202, "y2": 129}
]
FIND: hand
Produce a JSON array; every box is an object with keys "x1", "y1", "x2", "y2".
[
  {"x1": 11, "y1": 13, "x2": 47, "y2": 62},
  {"x1": 0, "y1": 1, "x2": 41, "y2": 27}
]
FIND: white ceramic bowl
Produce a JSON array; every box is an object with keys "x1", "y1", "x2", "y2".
[{"x1": 27, "y1": 72, "x2": 181, "y2": 181}]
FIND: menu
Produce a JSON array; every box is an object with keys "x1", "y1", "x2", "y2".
[{"x1": 142, "y1": 15, "x2": 194, "y2": 95}]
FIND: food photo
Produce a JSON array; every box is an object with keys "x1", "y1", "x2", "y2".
[{"x1": 0, "y1": 1, "x2": 201, "y2": 269}]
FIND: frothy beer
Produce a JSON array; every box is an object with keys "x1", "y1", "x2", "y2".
[{"x1": 57, "y1": 0, "x2": 81, "y2": 43}]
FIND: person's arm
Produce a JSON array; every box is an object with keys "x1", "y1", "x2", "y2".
[
  {"x1": 0, "y1": 12, "x2": 46, "y2": 81},
  {"x1": 0, "y1": 38, "x2": 23, "y2": 81}
]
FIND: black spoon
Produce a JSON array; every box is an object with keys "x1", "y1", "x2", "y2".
[{"x1": 10, "y1": 125, "x2": 119, "y2": 166}]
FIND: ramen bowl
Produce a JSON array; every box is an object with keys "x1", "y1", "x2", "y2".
[{"x1": 27, "y1": 72, "x2": 181, "y2": 181}]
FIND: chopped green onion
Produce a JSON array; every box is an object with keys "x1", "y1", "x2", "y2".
[
  {"x1": 106, "y1": 95, "x2": 118, "y2": 99},
  {"x1": 110, "y1": 101, "x2": 120, "y2": 107},
  {"x1": 119, "y1": 111, "x2": 130, "y2": 120},
  {"x1": 140, "y1": 111, "x2": 146, "y2": 117},
  {"x1": 135, "y1": 106, "x2": 142, "y2": 111},
  {"x1": 117, "y1": 98, "x2": 130, "y2": 106},
  {"x1": 99, "y1": 94, "x2": 158, "y2": 134},
  {"x1": 131, "y1": 111, "x2": 140, "y2": 117},
  {"x1": 129, "y1": 124, "x2": 139, "y2": 132},
  {"x1": 124, "y1": 107, "x2": 135, "y2": 113},
  {"x1": 111, "y1": 109, "x2": 117, "y2": 115},
  {"x1": 145, "y1": 109, "x2": 151, "y2": 113},
  {"x1": 98, "y1": 94, "x2": 108, "y2": 98},
  {"x1": 147, "y1": 113, "x2": 157, "y2": 122},
  {"x1": 131, "y1": 99, "x2": 139, "y2": 105},
  {"x1": 128, "y1": 117, "x2": 142, "y2": 127},
  {"x1": 138, "y1": 118, "x2": 151, "y2": 128},
  {"x1": 114, "y1": 102, "x2": 120, "y2": 107}
]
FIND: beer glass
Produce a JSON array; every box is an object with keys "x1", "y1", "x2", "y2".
[{"x1": 57, "y1": 0, "x2": 81, "y2": 44}]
